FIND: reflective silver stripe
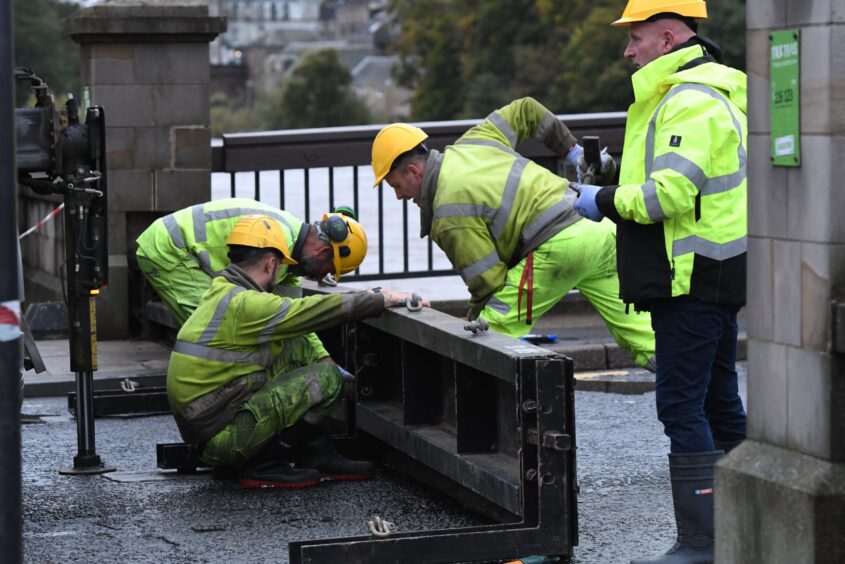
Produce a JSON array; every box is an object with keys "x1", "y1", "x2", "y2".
[
  {"x1": 204, "y1": 207, "x2": 293, "y2": 232},
  {"x1": 645, "y1": 83, "x2": 745, "y2": 189},
  {"x1": 457, "y1": 139, "x2": 521, "y2": 158},
  {"x1": 485, "y1": 295, "x2": 511, "y2": 315},
  {"x1": 652, "y1": 152, "x2": 707, "y2": 190},
  {"x1": 196, "y1": 250, "x2": 217, "y2": 276},
  {"x1": 173, "y1": 339, "x2": 267, "y2": 365},
  {"x1": 305, "y1": 374, "x2": 324, "y2": 404},
  {"x1": 521, "y1": 190, "x2": 575, "y2": 242},
  {"x1": 486, "y1": 110, "x2": 518, "y2": 148},
  {"x1": 163, "y1": 214, "x2": 185, "y2": 249},
  {"x1": 701, "y1": 162, "x2": 746, "y2": 196},
  {"x1": 257, "y1": 301, "x2": 291, "y2": 343},
  {"x1": 642, "y1": 180, "x2": 667, "y2": 222},
  {"x1": 192, "y1": 204, "x2": 206, "y2": 243},
  {"x1": 490, "y1": 158, "x2": 528, "y2": 239},
  {"x1": 433, "y1": 204, "x2": 497, "y2": 220},
  {"x1": 534, "y1": 112, "x2": 557, "y2": 141},
  {"x1": 459, "y1": 250, "x2": 500, "y2": 283},
  {"x1": 199, "y1": 286, "x2": 244, "y2": 344},
  {"x1": 672, "y1": 235, "x2": 747, "y2": 260}
]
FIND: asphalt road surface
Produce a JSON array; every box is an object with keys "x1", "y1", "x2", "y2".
[{"x1": 21, "y1": 364, "x2": 747, "y2": 563}]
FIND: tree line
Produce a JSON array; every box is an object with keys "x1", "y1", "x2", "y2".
[
  {"x1": 13, "y1": 0, "x2": 746, "y2": 132},
  {"x1": 390, "y1": 0, "x2": 746, "y2": 120}
]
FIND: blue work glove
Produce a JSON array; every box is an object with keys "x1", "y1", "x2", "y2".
[{"x1": 571, "y1": 183, "x2": 604, "y2": 221}]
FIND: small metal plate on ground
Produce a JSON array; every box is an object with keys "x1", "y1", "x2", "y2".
[{"x1": 103, "y1": 469, "x2": 211, "y2": 483}]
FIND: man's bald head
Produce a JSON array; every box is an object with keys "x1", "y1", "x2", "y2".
[{"x1": 624, "y1": 18, "x2": 697, "y2": 69}]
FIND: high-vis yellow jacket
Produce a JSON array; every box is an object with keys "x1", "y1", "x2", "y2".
[
  {"x1": 136, "y1": 197, "x2": 305, "y2": 290},
  {"x1": 419, "y1": 97, "x2": 580, "y2": 315},
  {"x1": 167, "y1": 272, "x2": 384, "y2": 443},
  {"x1": 596, "y1": 43, "x2": 747, "y2": 308}
]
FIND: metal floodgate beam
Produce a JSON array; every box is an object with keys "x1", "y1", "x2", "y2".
[{"x1": 294, "y1": 284, "x2": 578, "y2": 563}]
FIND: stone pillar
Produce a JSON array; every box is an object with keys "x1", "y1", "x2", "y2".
[
  {"x1": 64, "y1": 2, "x2": 225, "y2": 338},
  {"x1": 716, "y1": 2, "x2": 845, "y2": 562}
]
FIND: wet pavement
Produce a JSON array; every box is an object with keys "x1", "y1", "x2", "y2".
[{"x1": 21, "y1": 363, "x2": 747, "y2": 563}]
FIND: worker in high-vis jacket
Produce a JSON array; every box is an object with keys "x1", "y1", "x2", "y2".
[
  {"x1": 167, "y1": 214, "x2": 422, "y2": 489},
  {"x1": 572, "y1": 1, "x2": 747, "y2": 562},
  {"x1": 370, "y1": 97, "x2": 656, "y2": 371},
  {"x1": 136, "y1": 197, "x2": 366, "y2": 326}
]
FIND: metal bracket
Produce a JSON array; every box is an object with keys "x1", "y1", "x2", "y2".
[{"x1": 289, "y1": 357, "x2": 577, "y2": 563}]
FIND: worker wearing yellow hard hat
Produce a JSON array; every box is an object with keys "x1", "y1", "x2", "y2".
[
  {"x1": 571, "y1": 1, "x2": 747, "y2": 562},
  {"x1": 136, "y1": 198, "x2": 369, "y2": 327},
  {"x1": 372, "y1": 99, "x2": 656, "y2": 373},
  {"x1": 166, "y1": 213, "x2": 422, "y2": 490}
]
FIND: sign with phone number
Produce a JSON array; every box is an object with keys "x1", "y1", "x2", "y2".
[{"x1": 770, "y1": 30, "x2": 800, "y2": 167}]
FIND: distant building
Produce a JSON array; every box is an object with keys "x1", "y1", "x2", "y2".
[
  {"x1": 351, "y1": 55, "x2": 411, "y2": 122},
  {"x1": 205, "y1": 0, "x2": 409, "y2": 122}
]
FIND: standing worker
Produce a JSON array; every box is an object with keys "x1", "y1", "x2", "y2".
[
  {"x1": 572, "y1": 1, "x2": 747, "y2": 562},
  {"x1": 167, "y1": 214, "x2": 423, "y2": 489},
  {"x1": 371, "y1": 97, "x2": 655, "y2": 371}
]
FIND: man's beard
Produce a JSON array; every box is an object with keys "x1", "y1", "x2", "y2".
[{"x1": 291, "y1": 248, "x2": 328, "y2": 279}]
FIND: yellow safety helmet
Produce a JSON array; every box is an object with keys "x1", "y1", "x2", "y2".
[
  {"x1": 612, "y1": 0, "x2": 707, "y2": 26},
  {"x1": 227, "y1": 215, "x2": 298, "y2": 265},
  {"x1": 371, "y1": 123, "x2": 428, "y2": 186},
  {"x1": 317, "y1": 213, "x2": 368, "y2": 279}
]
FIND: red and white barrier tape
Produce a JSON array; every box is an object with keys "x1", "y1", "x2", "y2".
[
  {"x1": 0, "y1": 300, "x2": 22, "y2": 342},
  {"x1": 18, "y1": 203, "x2": 65, "y2": 240}
]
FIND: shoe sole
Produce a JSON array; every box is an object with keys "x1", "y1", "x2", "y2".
[{"x1": 239, "y1": 478, "x2": 320, "y2": 489}]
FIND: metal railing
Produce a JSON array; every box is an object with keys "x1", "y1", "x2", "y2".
[{"x1": 211, "y1": 112, "x2": 627, "y2": 282}]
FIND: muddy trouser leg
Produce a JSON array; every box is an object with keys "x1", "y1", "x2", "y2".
[
  {"x1": 199, "y1": 336, "x2": 342, "y2": 468},
  {"x1": 135, "y1": 249, "x2": 211, "y2": 327},
  {"x1": 480, "y1": 219, "x2": 655, "y2": 369}
]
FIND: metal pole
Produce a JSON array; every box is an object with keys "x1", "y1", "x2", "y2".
[{"x1": 0, "y1": 0, "x2": 23, "y2": 560}]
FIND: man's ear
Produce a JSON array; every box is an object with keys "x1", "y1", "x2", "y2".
[
  {"x1": 407, "y1": 162, "x2": 423, "y2": 179},
  {"x1": 662, "y1": 29, "x2": 675, "y2": 51},
  {"x1": 265, "y1": 254, "x2": 277, "y2": 274}
]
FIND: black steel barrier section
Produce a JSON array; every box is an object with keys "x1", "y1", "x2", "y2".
[
  {"x1": 212, "y1": 112, "x2": 626, "y2": 282},
  {"x1": 292, "y1": 283, "x2": 578, "y2": 563}
]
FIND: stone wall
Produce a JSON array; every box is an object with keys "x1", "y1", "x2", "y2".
[
  {"x1": 717, "y1": 2, "x2": 845, "y2": 562},
  {"x1": 19, "y1": 2, "x2": 225, "y2": 338}
]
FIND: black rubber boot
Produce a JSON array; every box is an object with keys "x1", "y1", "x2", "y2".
[
  {"x1": 238, "y1": 438, "x2": 320, "y2": 490},
  {"x1": 293, "y1": 421, "x2": 376, "y2": 481},
  {"x1": 630, "y1": 451, "x2": 722, "y2": 564}
]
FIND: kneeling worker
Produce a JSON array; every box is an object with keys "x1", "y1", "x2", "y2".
[
  {"x1": 166, "y1": 214, "x2": 421, "y2": 489},
  {"x1": 372, "y1": 97, "x2": 655, "y2": 370}
]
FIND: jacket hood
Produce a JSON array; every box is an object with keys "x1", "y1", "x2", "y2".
[
  {"x1": 633, "y1": 44, "x2": 747, "y2": 115},
  {"x1": 667, "y1": 60, "x2": 747, "y2": 115}
]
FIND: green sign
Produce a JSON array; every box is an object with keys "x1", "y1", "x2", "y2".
[{"x1": 770, "y1": 30, "x2": 800, "y2": 167}]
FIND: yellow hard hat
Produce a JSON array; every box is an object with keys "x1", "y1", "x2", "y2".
[
  {"x1": 371, "y1": 123, "x2": 428, "y2": 186},
  {"x1": 612, "y1": 0, "x2": 707, "y2": 26},
  {"x1": 318, "y1": 213, "x2": 368, "y2": 278},
  {"x1": 227, "y1": 215, "x2": 298, "y2": 265}
]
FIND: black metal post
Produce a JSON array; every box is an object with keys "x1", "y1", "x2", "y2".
[{"x1": 0, "y1": 1, "x2": 23, "y2": 560}]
